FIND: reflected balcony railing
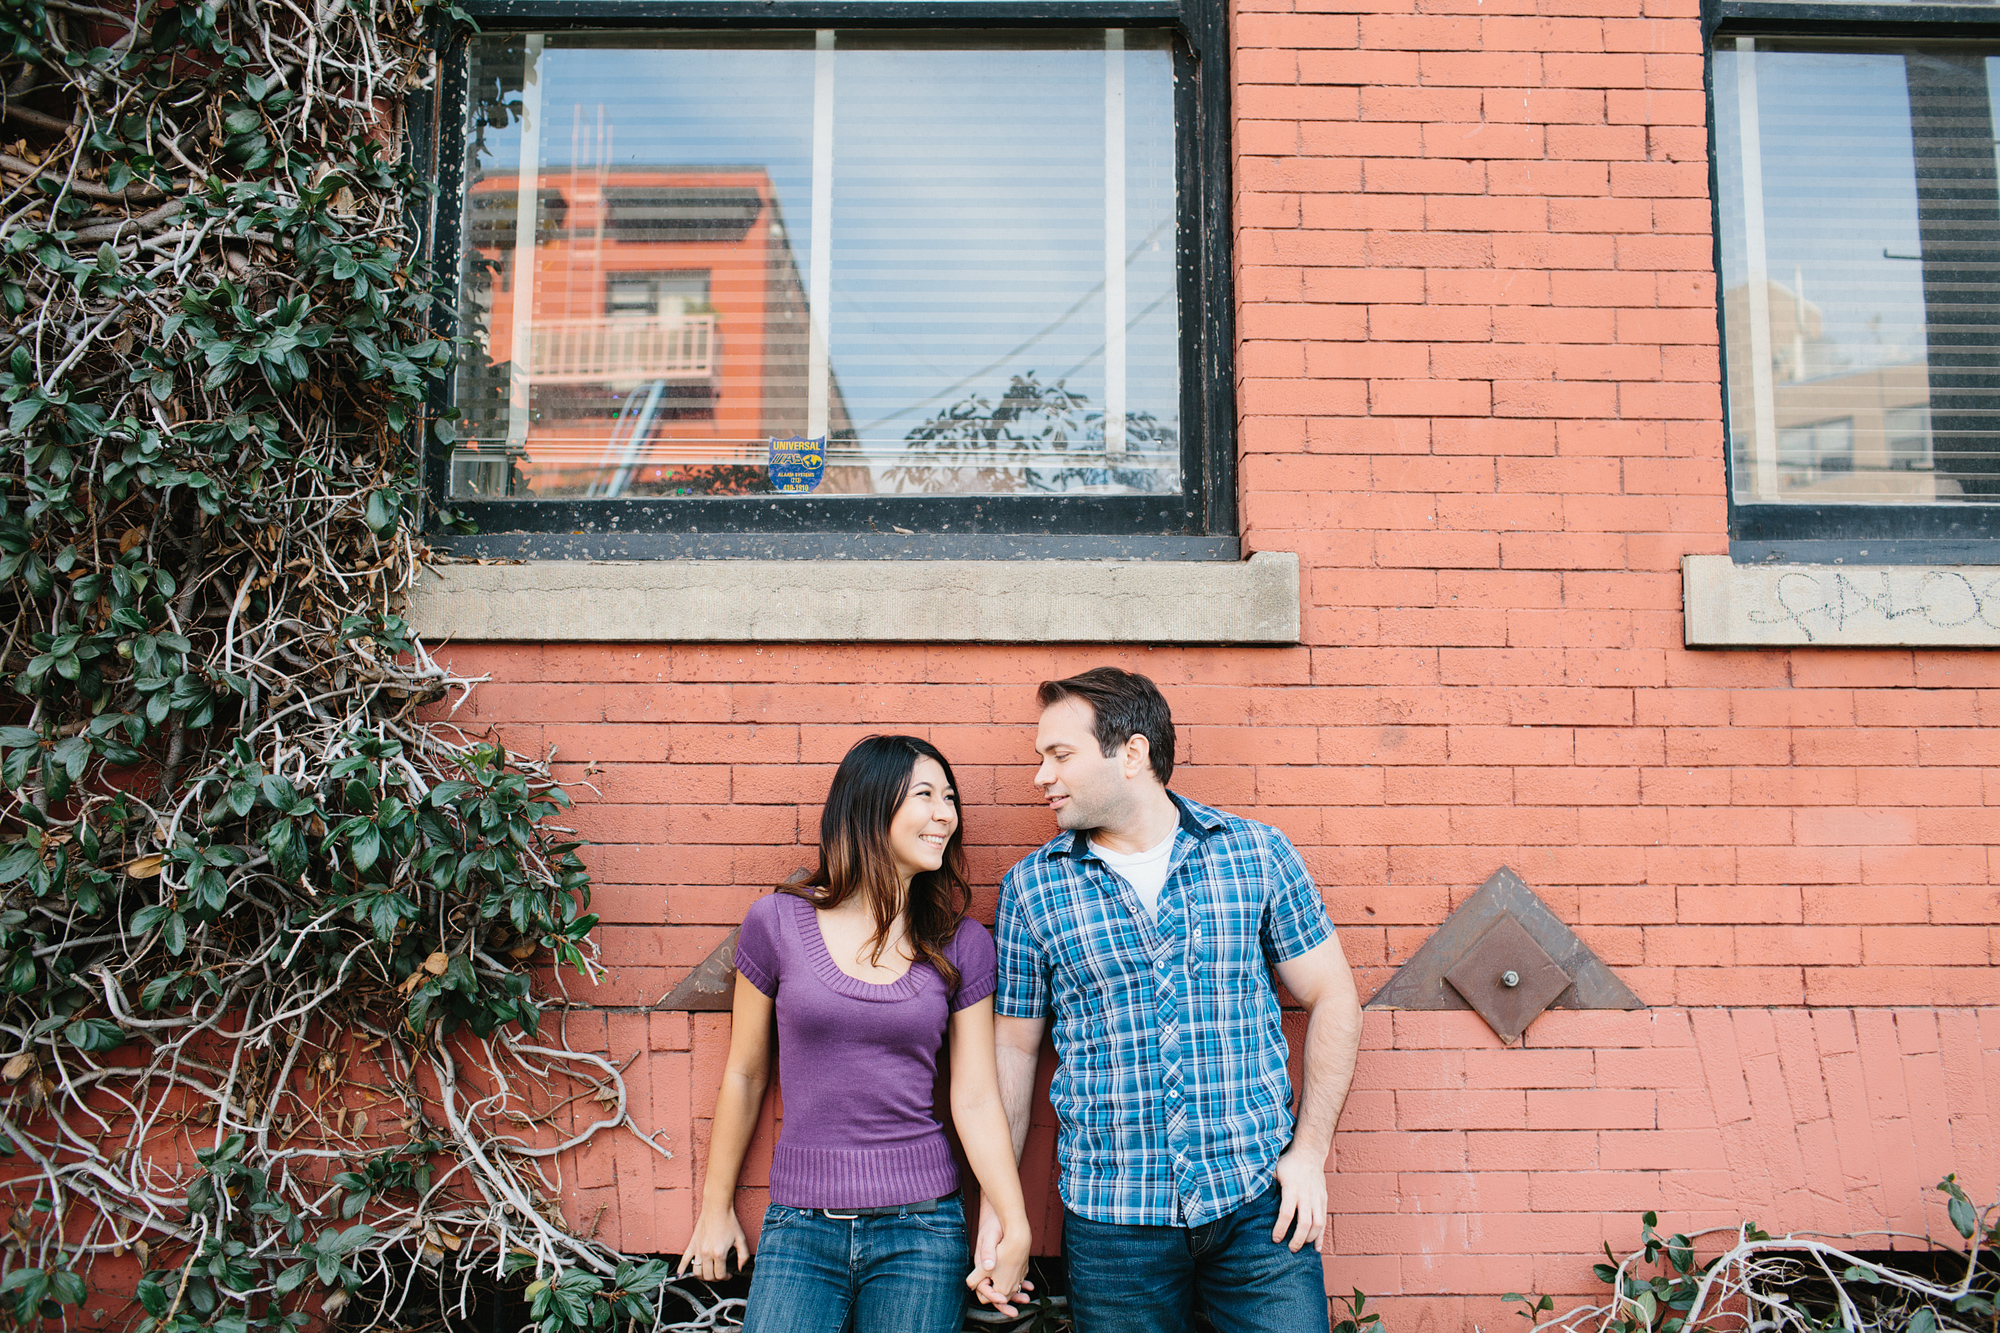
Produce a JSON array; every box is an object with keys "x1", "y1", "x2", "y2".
[{"x1": 527, "y1": 315, "x2": 715, "y2": 384}]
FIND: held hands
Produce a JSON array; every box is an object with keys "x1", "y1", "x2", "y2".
[
  {"x1": 676, "y1": 1201, "x2": 749, "y2": 1284},
  {"x1": 1269, "y1": 1144, "x2": 1330, "y2": 1254},
  {"x1": 967, "y1": 1194, "x2": 1034, "y2": 1318}
]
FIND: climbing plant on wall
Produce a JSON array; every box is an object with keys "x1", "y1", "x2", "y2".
[{"x1": 0, "y1": 0, "x2": 708, "y2": 1329}]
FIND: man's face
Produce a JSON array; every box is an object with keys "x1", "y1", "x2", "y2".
[{"x1": 1034, "y1": 697, "x2": 1132, "y2": 832}]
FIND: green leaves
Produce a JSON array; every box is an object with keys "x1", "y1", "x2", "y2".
[
  {"x1": 63, "y1": 1018, "x2": 125, "y2": 1052},
  {"x1": 1330, "y1": 1288, "x2": 1381, "y2": 1333},
  {"x1": 263, "y1": 818, "x2": 306, "y2": 883},
  {"x1": 1940, "y1": 1173, "x2": 1980, "y2": 1241},
  {"x1": 349, "y1": 823, "x2": 382, "y2": 873},
  {"x1": 220, "y1": 102, "x2": 273, "y2": 168},
  {"x1": 332, "y1": 1141, "x2": 442, "y2": 1218},
  {"x1": 1587, "y1": 1219, "x2": 1720, "y2": 1333},
  {"x1": 526, "y1": 1267, "x2": 606, "y2": 1333},
  {"x1": 363, "y1": 488, "x2": 400, "y2": 538},
  {"x1": 322, "y1": 1223, "x2": 374, "y2": 1255},
  {"x1": 0, "y1": 1263, "x2": 87, "y2": 1325},
  {"x1": 188, "y1": 290, "x2": 331, "y2": 393},
  {"x1": 139, "y1": 973, "x2": 187, "y2": 1011},
  {"x1": 0, "y1": 843, "x2": 39, "y2": 885},
  {"x1": 275, "y1": 1223, "x2": 376, "y2": 1296}
]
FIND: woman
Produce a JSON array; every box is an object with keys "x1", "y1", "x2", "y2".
[{"x1": 677, "y1": 735, "x2": 1033, "y2": 1332}]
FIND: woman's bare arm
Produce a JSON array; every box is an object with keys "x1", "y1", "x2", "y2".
[
  {"x1": 948, "y1": 997, "x2": 1034, "y2": 1316},
  {"x1": 677, "y1": 973, "x2": 775, "y2": 1282}
]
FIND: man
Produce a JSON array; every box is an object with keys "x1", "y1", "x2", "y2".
[{"x1": 973, "y1": 667, "x2": 1363, "y2": 1332}]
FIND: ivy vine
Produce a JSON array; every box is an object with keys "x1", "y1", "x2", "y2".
[{"x1": 0, "y1": 0, "x2": 716, "y2": 1330}]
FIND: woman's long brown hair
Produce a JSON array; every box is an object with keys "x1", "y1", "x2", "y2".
[{"x1": 781, "y1": 735, "x2": 972, "y2": 989}]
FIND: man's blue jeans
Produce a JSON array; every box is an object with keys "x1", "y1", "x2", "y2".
[
  {"x1": 742, "y1": 1198, "x2": 968, "y2": 1333},
  {"x1": 1063, "y1": 1185, "x2": 1331, "y2": 1333}
]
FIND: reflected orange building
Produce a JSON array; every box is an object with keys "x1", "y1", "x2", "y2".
[{"x1": 457, "y1": 166, "x2": 855, "y2": 497}]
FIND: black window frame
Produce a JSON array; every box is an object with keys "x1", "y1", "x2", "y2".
[
  {"x1": 1707, "y1": 0, "x2": 2000, "y2": 564},
  {"x1": 421, "y1": 0, "x2": 1237, "y2": 561}
]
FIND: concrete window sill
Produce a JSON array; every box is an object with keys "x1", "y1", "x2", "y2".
[
  {"x1": 1683, "y1": 553, "x2": 2000, "y2": 647},
  {"x1": 400, "y1": 551, "x2": 1301, "y2": 644}
]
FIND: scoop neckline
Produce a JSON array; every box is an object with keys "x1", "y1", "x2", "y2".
[{"x1": 787, "y1": 893, "x2": 928, "y2": 1003}]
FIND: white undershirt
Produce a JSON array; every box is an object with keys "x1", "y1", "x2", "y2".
[{"x1": 1090, "y1": 830, "x2": 1178, "y2": 918}]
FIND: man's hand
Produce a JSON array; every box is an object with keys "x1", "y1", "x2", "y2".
[
  {"x1": 1269, "y1": 1142, "x2": 1329, "y2": 1253},
  {"x1": 972, "y1": 1193, "x2": 1003, "y2": 1287}
]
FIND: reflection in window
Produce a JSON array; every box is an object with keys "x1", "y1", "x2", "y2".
[
  {"x1": 1715, "y1": 39, "x2": 2000, "y2": 505},
  {"x1": 1777, "y1": 417, "x2": 1855, "y2": 485},
  {"x1": 450, "y1": 31, "x2": 1181, "y2": 500},
  {"x1": 1885, "y1": 405, "x2": 1934, "y2": 470}
]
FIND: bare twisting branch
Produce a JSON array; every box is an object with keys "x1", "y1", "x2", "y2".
[{"x1": 0, "y1": 0, "x2": 722, "y2": 1330}]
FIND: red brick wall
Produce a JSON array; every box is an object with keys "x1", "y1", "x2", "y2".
[{"x1": 430, "y1": 0, "x2": 2000, "y2": 1320}]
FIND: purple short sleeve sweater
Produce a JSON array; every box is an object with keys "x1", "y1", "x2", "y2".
[{"x1": 734, "y1": 891, "x2": 997, "y2": 1209}]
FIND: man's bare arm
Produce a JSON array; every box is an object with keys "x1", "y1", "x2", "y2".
[
  {"x1": 1267, "y1": 937, "x2": 1364, "y2": 1252},
  {"x1": 992, "y1": 1014, "x2": 1045, "y2": 1160}
]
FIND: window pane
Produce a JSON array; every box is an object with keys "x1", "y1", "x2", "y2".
[
  {"x1": 1716, "y1": 38, "x2": 2000, "y2": 506},
  {"x1": 452, "y1": 30, "x2": 1182, "y2": 500}
]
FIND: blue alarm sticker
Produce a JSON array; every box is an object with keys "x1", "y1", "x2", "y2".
[{"x1": 768, "y1": 435, "x2": 826, "y2": 493}]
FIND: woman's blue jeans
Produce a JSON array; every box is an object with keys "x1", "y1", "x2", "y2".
[
  {"x1": 743, "y1": 1197, "x2": 968, "y2": 1333},
  {"x1": 1063, "y1": 1185, "x2": 1330, "y2": 1333}
]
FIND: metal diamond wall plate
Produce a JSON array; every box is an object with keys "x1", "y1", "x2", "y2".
[
  {"x1": 656, "y1": 866, "x2": 811, "y2": 1011},
  {"x1": 1442, "y1": 916, "x2": 1574, "y2": 1044},
  {"x1": 655, "y1": 927, "x2": 741, "y2": 1011},
  {"x1": 1366, "y1": 866, "x2": 1643, "y2": 1044}
]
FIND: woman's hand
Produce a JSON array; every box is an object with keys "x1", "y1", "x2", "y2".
[
  {"x1": 680, "y1": 974, "x2": 771, "y2": 1285},
  {"x1": 949, "y1": 998, "x2": 1036, "y2": 1317},
  {"x1": 677, "y1": 1201, "x2": 749, "y2": 1284}
]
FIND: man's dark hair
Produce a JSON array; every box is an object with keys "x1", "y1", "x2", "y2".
[{"x1": 1036, "y1": 667, "x2": 1176, "y2": 788}]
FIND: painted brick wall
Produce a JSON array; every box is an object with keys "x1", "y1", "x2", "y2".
[{"x1": 425, "y1": 0, "x2": 2000, "y2": 1320}]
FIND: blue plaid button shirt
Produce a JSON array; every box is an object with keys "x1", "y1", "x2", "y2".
[{"x1": 994, "y1": 793, "x2": 1335, "y2": 1228}]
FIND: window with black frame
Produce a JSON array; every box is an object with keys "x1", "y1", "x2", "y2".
[
  {"x1": 1714, "y1": 23, "x2": 2000, "y2": 551},
  {"x1": 435, "y1": 13, "x2": 1229, "y2": 551}
]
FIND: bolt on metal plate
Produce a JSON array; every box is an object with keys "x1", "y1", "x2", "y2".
[{"x1": 1442, "y1": 915, "x2": 1573, "y2": 1045}]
